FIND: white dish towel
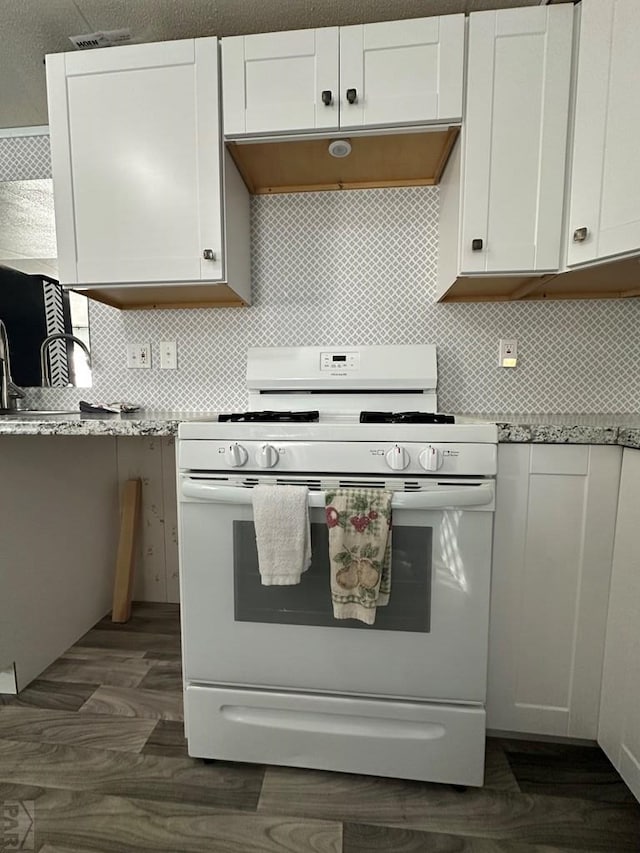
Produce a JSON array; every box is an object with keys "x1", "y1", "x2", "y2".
[{"x1": 252, "y1": 485, "x2": 311, "y2": 585}]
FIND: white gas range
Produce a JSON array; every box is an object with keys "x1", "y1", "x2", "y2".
[{"x1": 177, "y1": 345, "x2": 497, "y2": 786}]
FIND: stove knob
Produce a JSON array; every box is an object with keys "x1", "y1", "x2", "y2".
[
  {"x1": 256, "y1": 443, "x2": 279, "y2": 468},
  {"x1": 419, "y1": 445, "x2": 443, "y2": 472},
  {"x1": 225, "y1": 442, "x2": 248, "y2": 467},
  {"x1": 386, "y1": 444, "x2": 410, "y2": 471}
]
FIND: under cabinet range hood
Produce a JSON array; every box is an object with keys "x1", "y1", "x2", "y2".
[{"x1": 226, "y1": 127, "x2": 460, "y2": 194}]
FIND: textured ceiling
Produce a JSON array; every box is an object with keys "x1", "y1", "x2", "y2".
[{"x1": 1, "y1": 0, "x2": 571, "y2": 129}]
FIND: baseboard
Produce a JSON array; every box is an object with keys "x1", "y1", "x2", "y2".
[{"x1": 487, "y1": 728, "x2": 597, "y2": 747}]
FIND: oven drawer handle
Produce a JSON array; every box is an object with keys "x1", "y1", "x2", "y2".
[{"x1": 181, "y1": 481, "x2": 494, "y2": 509}]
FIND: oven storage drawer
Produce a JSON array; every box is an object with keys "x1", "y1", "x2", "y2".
[{"x1": 185, "y1": 685, "x2": 486, "y2": 786}]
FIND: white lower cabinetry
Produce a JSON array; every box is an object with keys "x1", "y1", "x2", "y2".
[
  {"x1": 598, "y1": 448, "x2": 640, "y2": 801},
  {"x1": 488, "y1": 444, "x2": 621, "y2": 738}
]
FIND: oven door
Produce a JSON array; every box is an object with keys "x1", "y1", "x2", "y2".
[{"x1": 179, "y1": 473, "x2": 494, "y2": 703}]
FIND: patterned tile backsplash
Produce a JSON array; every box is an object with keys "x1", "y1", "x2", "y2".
[
  {"x1": 0, "y1": 133, "x2": 51, "y2": 181},
  {"x1": 7, "y1": 133, "x2": 640, "y2": 414}
]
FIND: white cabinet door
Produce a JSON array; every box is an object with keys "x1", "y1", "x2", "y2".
[
  {"x1": 222, "y1": 29, "x2": 339, "y2": 135},
  {"x1": 461, "y1": 6, "x2": 573, "y2": 275},
  {"x1": 47, "y1": 39, "x2": 223, "y2": 285},
  {"x1": 222, "y1": 16, "x2": 463, "y2": 137},
  {"x1": 339, "y1": 16, "x2": 464, "y2": 129},
  {"x1": 567, "y1": 0, "x2": 640, "y2": 267},
  {"x1": 599, "y1": 448, "x2": 640, "y2": 801},
  {"x1": 488, "y1": 444, "x2": 621, "y2": 738}
]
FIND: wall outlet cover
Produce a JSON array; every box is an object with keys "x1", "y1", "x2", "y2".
[
  {"x1": 127, "y1": 342, "x2": 151, "y2": 369},
  {"x1": 499, "y1": 339, "x2": 518, "y2": 368},
  {"x1": 159, "y1": 340, "x2": 178, "y2": 370}
]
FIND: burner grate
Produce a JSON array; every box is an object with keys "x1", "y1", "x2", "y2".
[
  {"x1": 359, "y1": 411, "x2": 455, "y2": 424},
  {"x1": 218, "y1": 410, "x2": 320, "y2": 423}
]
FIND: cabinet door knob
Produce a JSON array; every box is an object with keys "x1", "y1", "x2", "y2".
[
  {"x1": 573, "y1": 227, "x2": 589, "y2": 243},
  {"x1": 346, "y1": 88, "x2": 357, "y2": 105},
  {"x1": 203, "y1": 249, "x2": 216, "y2": 261},
  {"x1": 321, "y1": 90, "x2": 333, "y2": 106},
  {"x1": 472, "y1": 238, "x2": 483, "y2": 251}
]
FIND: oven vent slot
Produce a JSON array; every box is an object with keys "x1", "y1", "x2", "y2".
[
  {"x1": 276, "y1": 478, "x2": 323, "y2": 490},
  {"x1": 403, "y1": 481, "x2": 422, "y2": 491},
  {"x1": 339, "y1": 479, "x2": 387, "y2": 489},
  {"x1": 190, "y1": 474, "x2": 233, "y2": 482}
]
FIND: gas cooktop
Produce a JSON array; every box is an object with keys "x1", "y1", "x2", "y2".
[
  {"x1": 181, "y1": 345, "x2": 495, "y2": 443},
  {"x1": 217, "y1": 410, "x2": 456, "y2": 425}
]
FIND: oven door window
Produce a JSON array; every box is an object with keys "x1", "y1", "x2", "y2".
[{"x1": 233, "y1": 521, "x2": 432, "y2": 632}]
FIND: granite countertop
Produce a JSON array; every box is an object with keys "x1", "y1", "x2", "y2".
[
  {"x1": 0, "y1": 410, "x2": 215, "y2": 437},
  {"x1": 0, "y1": 409, "x2": 639, "y2": 448},
  {"x1": 484, "y1": 413, "x2": 640, "y2": 449}
]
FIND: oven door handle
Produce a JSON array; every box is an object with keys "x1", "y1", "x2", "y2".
[{"x1": 181, "y1": 480, "x2": 494, "y2": 509}]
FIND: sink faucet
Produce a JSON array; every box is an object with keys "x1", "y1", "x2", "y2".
[
  {"x1": 40, "y1": 333, "x2": 92, "y2": 387},
  {"x1": 0, "y1": 318, "x2": 26, "y2": 411}
]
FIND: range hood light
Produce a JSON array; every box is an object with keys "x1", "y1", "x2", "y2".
[{"x1": 328, "y1": 139, "x2": 352, "y2": 158}]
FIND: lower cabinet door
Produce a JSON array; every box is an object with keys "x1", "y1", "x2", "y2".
[
  {"x1": 598, "y1": 448, "x2": 640, "y2": 801},
  {"x1": 487, "y1": 444, "x2": 621, "y2": 738}
]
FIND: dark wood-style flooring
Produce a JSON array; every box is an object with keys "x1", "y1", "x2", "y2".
[{"x1": 1, "y1": 603, "x2": 638, "y2": 852}]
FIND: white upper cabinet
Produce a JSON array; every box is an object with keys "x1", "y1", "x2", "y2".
[
  {"x1": 460, "y1": 5, "x2": 573, "y2": 275},
  {"x1": 222, "y1": 16, "x2": 464, "y2": 137},
  {"x1": 338, "y1": 17, "x2": 464, "y2": 129},
  {"x1": 47, "y1": 38, "x2": 250, "y2": 306},
  {"x1": 222, "y1": 29, "x2": 339, "y2": 135},
  {"x1": 567, "y1": 0, "x2": 640, "y2": 267}
]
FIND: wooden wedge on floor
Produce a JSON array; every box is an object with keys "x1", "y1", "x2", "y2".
[{"x1": 112, "y1": 478, "x2": 142, "y2": 623}]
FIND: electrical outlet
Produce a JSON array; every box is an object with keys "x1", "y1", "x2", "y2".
[
  {"x1": 159, "y1": 340, "x2": 178, "y2": 370},
  {"x1": 126, "y1": 342, "x2": 151, "y2": 369},
  {"x1": 499, "y1": 339, "x2": 518, "y2": 368}
]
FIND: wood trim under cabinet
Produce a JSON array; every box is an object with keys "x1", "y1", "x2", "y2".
[
  {"x1": 227, "y1": 128, "x2": 460, "y2": 195},
  {"x1": 437, "y1": 255, "x2": 640, "y2": 302},
  {"x1": 71, "y1": 283, "x2": 250, "y2": 310}
]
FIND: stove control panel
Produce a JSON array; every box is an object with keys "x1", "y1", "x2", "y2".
[
  {"x1": 183, "y1": 440, "x2": 497, "y2": 477},
  {"x1": 320, "y1": 351, "x2": 360, "y2": 372}
]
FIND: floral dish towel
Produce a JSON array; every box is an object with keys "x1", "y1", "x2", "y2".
[{"x1": 325, "y1": 488, "x2": 392, "y2": 625}]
